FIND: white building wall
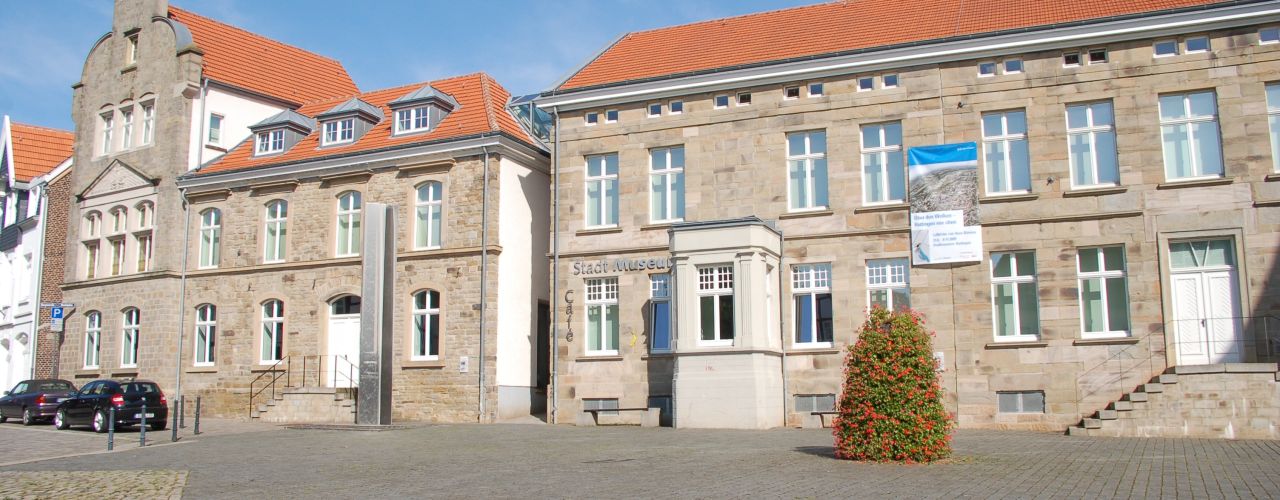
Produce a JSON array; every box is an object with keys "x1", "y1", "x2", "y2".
[
  {"x1": 494, "y1": 156, "x2": 550, "y2": 415},
  {"x1": 187, "y1": 85, "x2": 288, "y2": 170}
]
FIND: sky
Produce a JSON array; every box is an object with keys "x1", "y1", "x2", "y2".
[{"x1": 0, "y1": 0, "x2": 818, "y2": 131}]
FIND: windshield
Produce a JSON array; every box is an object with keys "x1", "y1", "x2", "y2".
[{"x1": 124, "y1": 383, "x2": 160, "y2": 394}]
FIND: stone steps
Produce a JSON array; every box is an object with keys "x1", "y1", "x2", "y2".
[{"x1": 250, "y1": 386, "x2": 357, "y2": 423}]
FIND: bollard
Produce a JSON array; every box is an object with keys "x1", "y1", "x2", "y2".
[
  {"x1": 171, "y1": 400, "x2": 179, "y2": 442},
  {"x1": 194, "y1": 396, "x2": 202, "y2": 435},
  {"x1": 179, "y1": 396, "x2": 186, "y2": 429},
  {"x1": 139, "y1": 402, "x2": 147, "y2": 447},
  {"x1": 107, "y1": 406, "x2": 115, "y2": 451}
]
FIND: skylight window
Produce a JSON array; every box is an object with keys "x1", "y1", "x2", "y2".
[
  {"x1": 322, "y1": 118, "x2": 354, "y2": 146},
  {"x1": 395, "y1": 107, "x2": 431, "y2": 134},
  {"x1": 256, "y1": 130, "x2": 284, "y2": 155}
]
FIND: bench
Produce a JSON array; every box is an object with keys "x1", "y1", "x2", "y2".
[
  {"x1": 578, "y1": 407, "x2": 661, "y2": 428},
  {"x1": 803, "y1": 411, "x2": 838, "y2": 429}
]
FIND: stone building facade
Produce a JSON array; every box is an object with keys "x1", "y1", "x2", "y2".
[{"x1": 537, "y1": 1, "x2": 1280, "y2": 430}]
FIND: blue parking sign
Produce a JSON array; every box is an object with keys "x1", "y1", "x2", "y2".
[{"x1": 51, "y1": 307, "x2": 63, "y2": 319}]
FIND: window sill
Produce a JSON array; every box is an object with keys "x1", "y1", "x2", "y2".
[
  {"x1": 111, "y1": 370, "x2": 139, "y2": 377},
  {"x1": 204, "y1": 144, "x2": 228, "y2": 153},
  {"x1": 855, "y1": 203, "x2": 908, "y2": 213},
  {"x1": 74, "y1": 370, "x2": 101, "y2": 378},
  {"x1": 576, "y1": 227, "x2": 622, "y2": 236},
  {"x1": 778, "y1": 209, "x2": 833, "y2": 220},
  {"x1": 979, "y1": 193, "x2": 1038, "y2": 204},
  {"x1": 640, "y1": 223, "x2": 675, "y2": 231},
  {"x1": 1073, "y1": 337, "x2": 1138, "y2": 346},
  {"x1": 785, "y1": 347, "x2": 841, "y2": 355},
  {"x1": 120, "y1": 64, "x2": 137, "y2": 75},
  {"x1": 1062, "y1": 186, "x2": 1126, "y2": 197},
  {"x1": 249, "y1": 365, "x2": 285, "y2": 373},
  {"x1": 984, "y1": 341, "x2": 1048, "y2": 349},
  {"x1": 185, "y1": 366, "x2": 218, "y2": 374},
  {"x1": 641, "y1": 352, "x2": 673, "y2": 360},
  {"x1": 1265, "y1": 173, "x2": 1280, "y2": 182},
  {"x1": 575, "y1": 355, "x2": 624, "y2": 362},
  {"x1": 1156, "y1": 177, "x2": 1232, "y2": 190},
  {"x1": 401, "y1": 360, "x2": 445, "y2": 369}
]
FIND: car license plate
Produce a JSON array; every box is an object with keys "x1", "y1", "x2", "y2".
[{"x1": 134, "y1": 413, "x2": 155, "y2": 419}]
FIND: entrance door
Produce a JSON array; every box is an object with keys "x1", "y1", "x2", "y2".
[
  {"x1": 1169, "y1": 239, "x2": 1243, "y2": 365},
  {"x1": 327, "y1": 295, "x2": 361, "y2": 388}
]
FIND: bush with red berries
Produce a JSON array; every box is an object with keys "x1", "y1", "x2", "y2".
[{"x1": 833, "y1": 307, "x2": 952, "y2": 462}]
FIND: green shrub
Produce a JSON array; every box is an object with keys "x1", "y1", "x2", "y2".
[{"x1": 833, "y1": 307, "x2": 952, "y2": 462}]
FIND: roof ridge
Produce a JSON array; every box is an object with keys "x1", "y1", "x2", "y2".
[
  {"x1": 623, "y1": 0, "x2": 847, "y2": 37},
  {"x1": 168, "y1": 5, "x2": 346, "y2": 66},
  {"x1": 479, "y1": 73, "x2": 501, "y2": 132}
]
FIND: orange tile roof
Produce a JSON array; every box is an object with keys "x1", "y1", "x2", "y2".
[
  {"x1": 8, "y1": 123, "x2": 74, "y2": 183},
  {"x1": 557, "y1": 0, "x2": 1232, "y2": 91},
  {"x1": 169, "y1": 6, "x2": 358, "y2": 105},
  {"x1": 195, "y1": 73, "x2": 539, "y2": 176}
]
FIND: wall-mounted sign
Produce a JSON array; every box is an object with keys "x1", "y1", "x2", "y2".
[
  {"x1": 572, "y1": 256, "x2": 673, "y2": 276},
  {"x1": 908, "y1": 143, "x2": 983, "y2": 265}
]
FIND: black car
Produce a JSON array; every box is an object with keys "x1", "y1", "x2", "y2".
[
  {"x1": 0, "y1": 379, "x2": 77, "y2": 426},
  {"x1": 54, "y1": 379, "x2": 168, "y2": 433}
]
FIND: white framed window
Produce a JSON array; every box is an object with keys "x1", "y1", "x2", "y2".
[
  {"x1": 808, "y1": 82, "x2": 824, "y2": 97},
  {"x1": 135, "y1": 233, "x2": 152, "y2": 272},
  {"x1": 207, "y1": 113, "x2": 223, "y2": 144},
  {"x1": 136, "y1": 202, "x2": 153, "y2": 229},
  {"x1": 85, "y1": 212, "x2": 101, "y2": 237},
  {"x1": 977, "y1": 62, "x2": 998, "y2": 77},
  {"x1": 991, "y1": 251, "x2": 1039, "y2": 341},
  {"x1": 412, "y1": 290, "x2": 441, "y2": 360},
  {"x1": 414, "y1": 182, "x2": 443, "y2": 249},
  {"x1": 881, "y1": 74, "x2": 899, "y2": 89},
  {"x1": 647, "y1": 103, "x2": 662, "y2": 117},
  {"x1": 649, "y1": 146, "x2": 685, "y2": 223},
  {"x1": 650, "y1": 274, "x2": 672, "y2": 352},
  {"x1": 1087, "y1": 48, "x2": 1108, "y2": 64},
  {"x1": 784, "y1": 86, "x2": 801, "y2": 100},
  {"x1": 264, "y1": 200, "x2": 287, "y2": 263},
  {"x1": 84, "y1": 312, "x2": 101, "y2": 369},
  {"x1": 110, "y1": 207, "x2": 127, "y2": 234},
  {"x1": 126, "y1": 33, "x2": 139, "y2": 64},
  {"x1": 141, "y1": 103, "x2": 155, "y2": 145},
  {"x1": 84, "y1": 242, "x2": 99, "y2": 279},
  {"x1": 1262, "y1": 27, "x2": 1280, "y2": 44},
  {"x1": 322, "y1": 118, "x2": 354, "y2": 146},
  {"x1": 584, "y1": 112, "x2": 599, "y2": 126},
  {"x1": 697, "y1": 265, "x2": 735, "y2": 346},
  {"x1": 194, "y1": 304, "x2": 216, "y2": 366},
  {"x1": 121, "y1": 308, "x2": 139, "y2": 368},
  {"x1": 198, "y1": 208, "x2": 221, "y2": 269},
  {"x1": 1159, "y1": 91, "x2": 1223, "y2": 181},
  {"x1": 857, "y1": 76, "x2": 875, "y2": 91},
  {"x1": 585, "y1": 278, "x2": 619, "y2": 355},
  {"x1": 1077, "y1": 246, "x2": 1130, "y2": 338},
  {"x1": 786, "y1": 130, "x2": 829, "y2": 211},
  {"x1": 261, "y1": 300, "x2": 284, "y2": 364},
  {"x1": 120, "y1": 108, "x2": 135, "y2": 149},
  {"x1": 1267, "y1": 83, "x2": 1280, "y2": 172},
  {"x1": 1063, "y1": 51, "x2": 1081, "y2": 67},
  {"x1": 1153, "y1": 39, "x2": 1179, "y2": 57},
  {"x1": 714, "y1": 95, "x2": 730, "y2": 109},
  {"x1": 980, "y1": 60, "x2": 1020, "y2": 76},
  {"x1": 256, "y1": 130, "x2": 284, "y2": 155},
  {"x1": 982, "y1": 110, "x2": 1031, "y2": 195},
  {"x1": 669, "y1": 100, "x2": 683, "y2": 114},
  {"x1": 1066, "y1": 101, "x2": 1118, "y2": 188},
  {"x1": 861, "y1": 122, "x2": 905, "y2": 205},
  {"x1": 100, "y1": 113, "x2": 114, "y2": 155},
  {"x1": 109, "y1": 238, "x2": 126, "y2": 276},
  {"x1": 736, "y1": 92, "x2": 752, "y2": 106},
  {"x1": 395, "y1": 107, "x2": 431, "y2": 134},
  {"x1": 1185, "y1": 36, "x2": 1210, "y2": 54},
  {"x1": 867, "y1": 258, "x2": 910, "y2": 311},
  {"x1": 335, "y1": 191, "x2": 362, "y2": 257},
  {"x1": 792, "y1": 263, "x2": 833, "y2": 347},
  {"x1": 585, "y1": 154, "x2": 619, "y2": 228},
  {"x1": 1003, "y1": 59, "x2": 1023, "y2": 74},
  {"x1": 604, "y1": 109, "x2": 619, "y2": 123}
]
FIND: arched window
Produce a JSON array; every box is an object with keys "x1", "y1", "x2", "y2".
[
  {"x1": 264, "y1": 200, "x2": 288, "y2": 263},
  {"x1": 330, "y1": 295, "x2": 361, "y2": 316},
  {"x1": 412, "y1": 290, "x2": 441, "y2": 360},
  {"x1": 414, "y1": 182, "x2": 443, "y2": 249},
  {"x1": 335, "y1": 192, "x2": 362, "y2": 257},
  {"x1": 135, "y1": 201, "x2": 153, "y2": 229},
  {"x1": 121, "y1": 308, "x2": 140, "y2": 368},
  {"x1": 108, "y1": 206, "x2": 128, "y2": 276},
  {"x1": 84, "y1": 211, "x2": 102, "y2": 238},
  {"x1": 194, "y1": 304, "x2": 217, "y2": 366},
  {"x1": 110, "y1": 206, "x2": 128, "y2": 234},
  {"x1": 199, "y1": 209, "x2": 221, "y2": 269},
  {"x1": 84, "y1": 312, "x2": 102, "y2": 369},
  {"x1": 260, "y1": 300, "x2": 284, "y2": 363}
]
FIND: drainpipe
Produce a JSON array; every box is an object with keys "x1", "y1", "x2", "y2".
[
  {"x1": 776, "y1": 230, "x2": 788, "y2": 426},
  {"x1": 478, "y1": 146, "x2": 491, "y2": 422},
  {"x1": 196, "y1": 79, "x2": 208, "y2": 168},
  {"x1": 27, "y1": 181, "x2": 49, "y2": 379},
  {"x1": 549, "y1": 107, "x2": 560, "y2": 424},
  {"x1": 175, "y1": 188, "x2": 192, "y2": 400}
]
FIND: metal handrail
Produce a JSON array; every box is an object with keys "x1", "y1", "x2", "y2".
[{"x1": 247, "y1": 356, "x2": 288, "y2": 418}]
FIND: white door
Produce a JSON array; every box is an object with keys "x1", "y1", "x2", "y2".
[
  {"x1": 326, "y1": 296, "x2": 361, "y2": 388},
  {"x1": 1169, "y1": 240, "x2": 1243, "y2": 365}
]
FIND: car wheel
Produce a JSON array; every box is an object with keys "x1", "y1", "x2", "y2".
[
  {"x1": 92, "y1": 410, "x2": 108, "y2": 433},
  {"x1": 54, "y1": 409, "x2": 69, "y2": 430},
  {"x1": 21, "y1": 408, "x2": 34, "y2": 426},
  {"x1": 150, "y1": 421, "x2": 166, "y2": 432}
]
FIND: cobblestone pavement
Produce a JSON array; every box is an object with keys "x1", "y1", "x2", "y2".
[
  {"x1": 0, "y1": 470, "x2": 186, "y2": 499},
  {"x1": 0, "y1": 418, "x2": 279, "y2": 466},
  {"x1": 2, "y1": 424, "x2": 1279, "y2": 498}
]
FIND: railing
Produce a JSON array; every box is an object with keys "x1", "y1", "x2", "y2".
[
  {"x1": 247, "y1": 354, "x2": 359, "y2": 418},
  {"x1": 1072, "y1": 315, "x2": 1280, "y2": 419}
]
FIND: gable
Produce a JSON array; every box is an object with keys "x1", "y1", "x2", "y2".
[{"x1": 80, "y1": 159, "x2": 157, "y2": 200}]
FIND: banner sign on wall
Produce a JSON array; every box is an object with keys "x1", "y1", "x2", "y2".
[{"x1": 907, "y1": 143, "x2": 982, "y2": 265}]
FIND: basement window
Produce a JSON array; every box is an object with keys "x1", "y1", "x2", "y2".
[
  {"x1": 1087, "y1": 48, "x2": 1108, "y2": 64},
  {"x1": 784, "y1": 86, "x2": 801, "y2": 100},
  {"x1": 795, "y1": 394, "x2": 836, "y2": 413},
  {"x1": 997, "y1": 391, "x2": 1045, "y2": 413},
  {"x1": 583, "y1": 398, "x2": 619, "y2": 416},
  {"x1": 1063, "y1": 51, "x2": 1081, "y2": 67},
  {"x1": 585, "y1": 112, "x2": 599, "y2": 126}
]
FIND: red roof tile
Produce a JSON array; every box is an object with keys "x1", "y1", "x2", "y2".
[
  {"x1": 8, "y1": 123, "x2": 74, "y2": 183},
  {"x1": 558, "y1": 0, "x2": 1232, "y2": 90},
  {"x1": 169, "y1": 6, "x2": 358, "y2": 105},
  {"x1": 196, "y1": 73, "x2": 538, "y2": 176}
]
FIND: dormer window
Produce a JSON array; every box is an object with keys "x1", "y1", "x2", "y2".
[
  {"x1": 322, "y1": 118, "x2": 355, "y2": 146},
  {"x1": 257, "y1": 130, "x2": 284, "y2": 154},
  {"x1": 395, "y1": 107, "x2": 431, "y2": 134}
]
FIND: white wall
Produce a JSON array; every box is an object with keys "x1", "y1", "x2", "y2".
[
  {"x1": 495, "y1": 157, "x2": 550, "y2": 388},
  {"x1": 187, "y1": 85, "x2": 288, "y2": 170}
]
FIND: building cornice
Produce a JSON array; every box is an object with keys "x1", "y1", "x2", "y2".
[{"x1": 536, "y1": 1, "x2": 1280, "y2": 110}]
